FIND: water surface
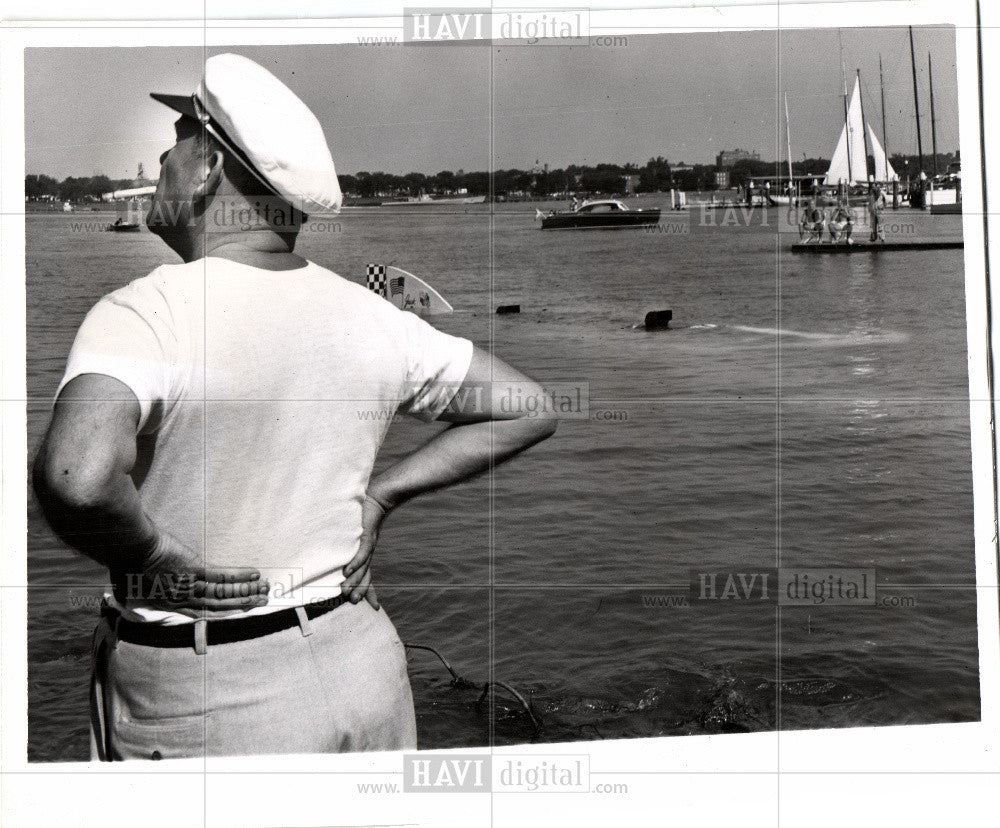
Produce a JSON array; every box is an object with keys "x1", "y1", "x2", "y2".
[{"x1": 26, "y1": 203, "x2": 977, "y2": 760}]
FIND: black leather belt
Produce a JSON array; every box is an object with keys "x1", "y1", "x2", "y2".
[{"x1": 100, "y1": 595, "x2": 348, "y2": 648}]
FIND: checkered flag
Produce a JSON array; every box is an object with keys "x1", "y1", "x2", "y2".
[{"x1": 366, "y1": 264, "x2": 387, "y2": 298}]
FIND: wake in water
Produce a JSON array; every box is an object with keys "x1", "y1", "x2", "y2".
[
  {"x1": 635, "y1": 322, "x2": 906, "y2": 347},
  {"x1": 629, "y1": 322, "x2": 719, "y2": 330},
  {"x1": 728, "y1": 325, "x2": 909, "y2": 347}
]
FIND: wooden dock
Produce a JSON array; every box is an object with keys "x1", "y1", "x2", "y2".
[{"x1": 791, "y1": 240, "x2": 963, "y2": 253}]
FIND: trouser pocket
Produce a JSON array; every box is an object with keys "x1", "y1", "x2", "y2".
[
  {"x1": 105, "y1": 638, "x2": 212, "y2": 760},
  {"x1": 112, "y1": 713, "x2": 210, "y2": 761}
]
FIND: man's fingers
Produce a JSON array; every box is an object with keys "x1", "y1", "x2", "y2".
[
  {"x1": 365, "y1": 586, "x2": 380, "y2": 611},
  {"x1": 180, "y1": 593, "x2": 269, "y2": 612},
  {"x1": 187, "y1": 579, "x2": 270, "y2": 600},
  {"x1": 142, "y1": 565, "x2": 262, "y2": 587},
  {"x1": 149, "y1": 590, "x2": 268, "y2": 614},
  {"x1": 345, "y1": 494, "x2": 387, "y2": 577},
  {"x1": 343, "y1": 536, "x2": 375, "y2": 577},
  {"x1": 170, "y1": 601, "x2": 269, "y2": 620},
  {"x1": 350, "y1": 569, "x2": 372, "y2": 604},
  {"x1": 340, "y1": 561, "x2": 368, "y2": 595},
  {"x1": 195, "y1": 567, "x2": 261, "y2": 584}
]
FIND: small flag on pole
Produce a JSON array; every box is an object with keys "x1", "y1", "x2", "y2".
[
  {"x1": 363, "y1": 264, "x2": 453, "y2": 315},
  {"x1": 365, "y1": 263, "x2": 387, "y2": 298}
]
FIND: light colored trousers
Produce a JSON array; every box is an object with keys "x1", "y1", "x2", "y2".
[{"x1": 89, "y1": 600, "x2": 417, "y2": 760}]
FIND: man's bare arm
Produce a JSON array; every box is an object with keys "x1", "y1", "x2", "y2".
[
  {"x1": 34, "y1": 374, "x2": 158, "y2": 569},
  {"x1": 341, "y1": 346, "x2": 556, "y2": 602},
  {"x1": 367, "y1": 346, "x2": 557, "y2": 510},
  {"x1": 33, "y1": 374, "x2": 267, "y2": 614}
]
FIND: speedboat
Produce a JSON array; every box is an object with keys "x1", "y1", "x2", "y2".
[
  {"x1": 107, "y1": 218, "x2": 142, "y2": 232},
  {"x1": 107, "y1": 197, "x2": 145, "y2": 232},
  {"x1": 538, "y1": 199, "x2": 660, "y2": 230}
]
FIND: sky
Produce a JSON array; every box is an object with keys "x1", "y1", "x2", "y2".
[{"x1": 24, "y1": 26, "x2": 958, "y2": 180}]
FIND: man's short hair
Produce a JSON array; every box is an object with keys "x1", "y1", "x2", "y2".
[{"x1": 192, "y1": 123, "x2": 276, "y2": 202}]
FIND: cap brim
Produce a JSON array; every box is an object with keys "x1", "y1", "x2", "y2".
[{"x1": 150, "y1": 93, "x2": 199, "y2": 119}]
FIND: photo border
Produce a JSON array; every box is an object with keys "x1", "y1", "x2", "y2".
[{"x1": 2, "y1": 1, "x2": 997, "y2": 825}]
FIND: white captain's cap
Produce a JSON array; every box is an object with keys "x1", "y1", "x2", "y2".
[{"x1": 151, "y1": 53, "x2": 342, "y2": 214}]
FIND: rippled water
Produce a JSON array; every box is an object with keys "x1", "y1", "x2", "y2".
[{"x1": 26, "y1": 201, "x2": 978, "y2": 761}]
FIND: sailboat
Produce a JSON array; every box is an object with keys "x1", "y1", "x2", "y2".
[
  {"x1": 823, "y1": 75, "x2": 896, "y2": 195},
  {"x1": 767, "y1": 92, "x2": 801, "y2": 206}
]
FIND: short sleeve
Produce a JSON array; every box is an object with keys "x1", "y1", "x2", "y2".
[
  {"x1": 55, "y1": 279, "x2": 176, "y2": 434},
  {"x1": 397, "y1": 311, "x2": 474, "y2": 422}
]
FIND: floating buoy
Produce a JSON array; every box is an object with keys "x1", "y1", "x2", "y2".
[
  {"x1": 496, "y1": 304, "x2": 521, "y2": 315},
  {"x1": 644, "y1": 310, "x2": 672, "y2": 330}
]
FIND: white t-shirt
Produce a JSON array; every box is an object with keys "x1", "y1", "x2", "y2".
[{"x1": 56, "y1": 257, "x2": 473, "y2": 623}]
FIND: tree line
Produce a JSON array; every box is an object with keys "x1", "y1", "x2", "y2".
[
  {"x1": 27, "y1": 151, "x2": 956, "y2": 203},
  {"x1": 25, "y1": 174, "x2": 141, "y2": 202},
  {"x1": 337, "y1": 151, "x2": 956, "y2": 198}
]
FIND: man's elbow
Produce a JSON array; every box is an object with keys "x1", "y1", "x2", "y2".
[
  {"x1": 33, "y1": 442, "x2": 117, "y2": 513},
  {"x1": 533, "y1": 417, "x2": 558, "y2": 441},
  {"x1": 511, "y1": 414, "x2": 557, "y2": 447}
]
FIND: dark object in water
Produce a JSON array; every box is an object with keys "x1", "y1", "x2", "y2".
[
  {"x1": 497, "y1": 304, "x2": 521, "y2": 315},
  {"x1": 540, "y1": 199, "x2": 660, "y2": 230},
  {"x1": 791, "y1": 240, "x2": 963, "y2": 253},
  {"x1": 107, "y1": 220, "x2": 142, "y2": 233},
  {"x1": 644, "y1": 310, "x2": 673, "y2": 330},
  {"x1": 405, "y1": 642, "x2": 541, "y2": 733}
]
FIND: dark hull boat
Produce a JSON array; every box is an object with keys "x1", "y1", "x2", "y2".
[
  {"x1": 108, "y1": 198, "x2": 145, "y2": 233},
  {"x1": 539, "y1": 199, "x2": 660, "y2": 230},
  {"x1": 791, "y1": 239, "x2": 962, "y2": 253}
]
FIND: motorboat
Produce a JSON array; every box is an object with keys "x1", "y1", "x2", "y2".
[
  {"x1": 537, "y1": 199, "x2": 660, "y2": 230},
  {"x1": 107, "y1": 217, "x2": 142, "y2": 232},
  {"x1": 107, "y1": 195, "x2": 146, "y2": 232}
]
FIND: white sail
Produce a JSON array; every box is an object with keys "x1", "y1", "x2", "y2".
[
  {"x1": 824, "y1": 78, "x2": 896, "y2": 185},
  {"x1": 866, "y1": 124, "x2": 896, "y2": 183}
]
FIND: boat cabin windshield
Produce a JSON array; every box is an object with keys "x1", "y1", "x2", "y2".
[{"x1": 578, "y1": 201, "x2": 626, "y2": 213}]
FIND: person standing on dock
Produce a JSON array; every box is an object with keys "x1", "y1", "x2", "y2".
[
  {"x1": 868, "y1": 183, "x2": 887, "y2": 242},
  {"x1": 32, "y1": 53, "x2": 556, "y2": 760}
]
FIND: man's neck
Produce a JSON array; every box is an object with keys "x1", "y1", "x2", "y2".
[
  {"x1": 205, "y1": 240, "x2": 308, "y2": 271},
  {"x1": 174, "y1": 227, "x2": 307, "y2": 271}
]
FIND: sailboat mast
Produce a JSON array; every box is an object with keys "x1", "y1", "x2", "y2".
[
  {"x1": 928, "y1": 52, "x2": 938, "y2": 176},
  {"x1": 857, "y1": 70, "x2": 873, "y2": 182},
  {"x1": 784, "y1": 92, "x2": 794, "y2": 189},
  {"x1": 879, "y1": 55, "x2": 890, "y2": 181},
  {"x1": 909, "y1": 26, "x2": 924, "y2": 176},
  {"x1": 840, "y1": 30, "x2": 853, "y2": 183}
]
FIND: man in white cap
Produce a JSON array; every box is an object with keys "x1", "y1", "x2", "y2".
[{"x1": 33, "y1": 54, "x2": 556, "y2": 760}]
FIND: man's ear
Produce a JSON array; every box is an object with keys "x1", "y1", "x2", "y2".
[{"x1": 193, "y1": 150, "x2": 224, "y2": 206}]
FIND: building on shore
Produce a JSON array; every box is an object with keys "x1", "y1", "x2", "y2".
[
  {"x1": 102, "y1": 164, "x2": 157, "y2": 201},
  {"x1": 715, "y1": 148, "x2": 760, "y2": 168},
  {"x1": 102, "y1": 185, "x2": 157, "y2": 201}
]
